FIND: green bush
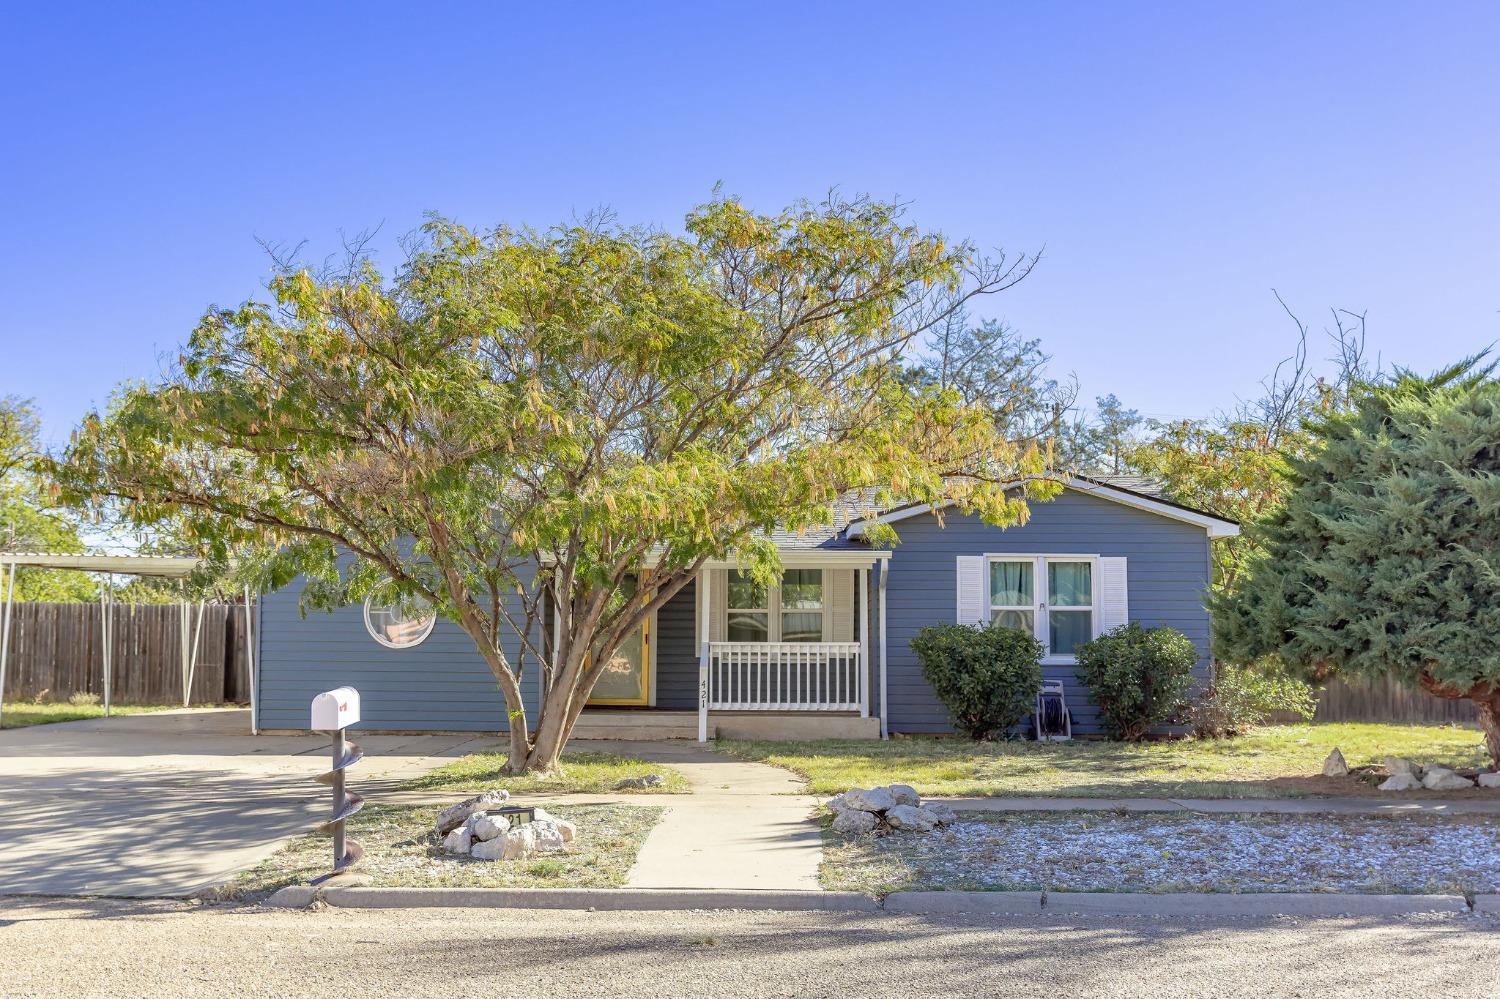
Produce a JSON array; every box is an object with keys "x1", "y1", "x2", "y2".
[
  {"x1": 1075, "y1": 622, "x2": 1198, "y2": 741},
  {"x1": 1190, "y1": 659, "x2": 1319, "y2": 738},
  {"x1": 911, "y1": 622, "x2": 1044, "y2": 740}
]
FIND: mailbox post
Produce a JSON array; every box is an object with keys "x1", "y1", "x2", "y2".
[{"x1": 310, "y1": 686, "x2": 365, "y2": 883}]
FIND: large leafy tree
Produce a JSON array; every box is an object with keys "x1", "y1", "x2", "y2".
[
  {"x1": 53, "y1": 195, "x2": 1056, "y2": 773},
  {"x1": 1, "y1": 395, "x2": 97, "y2": 602},
  {"x1": 1215, "y1": 360, "x2": 1500, "y2": 763}
]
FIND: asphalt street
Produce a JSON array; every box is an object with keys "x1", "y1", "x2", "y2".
[{"x1": 1, "y1": 898, "x2": 1494, "y2": 998}]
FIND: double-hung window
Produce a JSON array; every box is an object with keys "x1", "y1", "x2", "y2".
[
  {"x1": 727, "y1": 571, "x2": 771, "y2": 642},
  {"x1": 988, "y1": 557, "x2": 1094, "y2": 659},
  {"x1": 726, "y1": 568, "x2": 825, "y2": 642}
]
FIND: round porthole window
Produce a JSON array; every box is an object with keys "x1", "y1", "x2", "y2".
[{"x1": 363, "y1": 581, "x2": 437, "y2": 649}]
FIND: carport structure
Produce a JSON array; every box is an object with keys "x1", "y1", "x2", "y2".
[{"x1": 0, "y1": 552, "x2": 250, "y2": 726}]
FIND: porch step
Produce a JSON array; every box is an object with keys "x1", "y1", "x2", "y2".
[{"x1": 572, "y1": 711, "x2": 706, "y2": 741}]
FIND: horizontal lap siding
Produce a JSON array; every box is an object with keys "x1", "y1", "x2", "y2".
[
  {"x1": 256, "y1": 570, "x2": 541, "y2": 733},
  {"x1": 654, "y1": 580, "x2": 699, "y2": 709},
  {"x1": 882, "y1": 489, "x2": 1213, "y2": 736}
]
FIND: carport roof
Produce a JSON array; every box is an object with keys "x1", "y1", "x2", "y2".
[{"x1": 0, "y1": 552, "x2": 201, "y2": 577}]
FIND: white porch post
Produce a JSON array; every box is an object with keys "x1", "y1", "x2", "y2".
[
  {"x1": 697, "y1": 566, "x2": 711, "y2": 742},
  {"x1": 857, "y1": 565, "x2": 870, "y2": 717},
  {"x1": 244, "y1": 586, "x2": 259, "y2": 735},
  {"x1": 878, "y1": 560, "x2": 889, "y2": 740}
]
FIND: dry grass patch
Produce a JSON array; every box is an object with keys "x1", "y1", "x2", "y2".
[
  {"x1": 0, "y1": 702, "x2": 202, "y2": 729},
  {"x1": 401, "y1": 750, "x2": 690, "y2": 795},
  {"x1": 721, "y1": 723, "x2": 1491, "y2": 799},
  {"x1": 230, "y1": 802, "x2": 661, "y2": 898}
]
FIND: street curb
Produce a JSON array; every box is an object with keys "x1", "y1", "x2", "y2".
[
  {"x1": 885, "y1": 891, "x2": 1042, "y2": 914},
  {"x1": 1471, "y1": 895, "x2": 1500, "y2": 913},
  {"x1": 1038, "y1": 892, "x2": 1469, "y2": 917},
  {"x1": 265, "y1": 885, "x2": 1472, "y2": 918},
  {"x1": 267, "y1": 886, "x2": 880, "y2": 911}
]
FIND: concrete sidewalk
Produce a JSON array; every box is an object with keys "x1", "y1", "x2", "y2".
[{"x1": 568, "y1": 741, "x2": 823, "y2": 891}]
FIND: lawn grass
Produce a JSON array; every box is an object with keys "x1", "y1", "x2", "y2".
[
  {"x1": 0, "y1": 702, "x2": 188, "y2": 729},
  {"x1": 400, "y1": 749, "x2": 691, "y2": 795},
  {"x1": 227, "y1": 802, "x2": 662, "y2": 897},
  {"x1": 720, "y1": 723, "x2": 1492, "y2": 799}
]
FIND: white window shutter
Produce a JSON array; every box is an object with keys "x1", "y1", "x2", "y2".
[
  {"x1": 956, "y1": 556, "x2": 987, "y2": 625},
  {"x1": 1098, "y1": 557, "x2": 1128, "y2": 634},
  {"x1": 708, "y1": 568, "x2": 727, "y2": 642},
  {"x1": 825, "y1": 569, "x2": 855, "y2": 641}
]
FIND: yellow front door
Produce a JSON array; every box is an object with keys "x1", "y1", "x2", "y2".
[{"x1": 588, "y1": 576, "x2": 651, "y2": 706}]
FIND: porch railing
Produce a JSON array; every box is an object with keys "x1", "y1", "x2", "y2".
[{"x1": 704, "y1": 642, "x2": 862, "y2": 712}]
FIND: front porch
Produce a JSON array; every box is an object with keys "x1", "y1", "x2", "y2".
[
  {"x1": 572, "y1": 707, "x2": 880, "y2": 741},
  {"x1": 562, "y1": 551, "x2": 892, "y2": 742},
  {"x1": 692, "y1": 553, "x2": 890, "y2": 742}
]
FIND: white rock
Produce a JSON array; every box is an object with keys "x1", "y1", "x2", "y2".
[
  {"x1": 471, "y1": 824, "x2": 539, "y2": 862},
  {"x1": 1422, "y1": 767, "x2": 1475, "y2": 791},
  {"x1": 885, "y1": 804, "x2": 937, "y2": 832},
  {"x1": 469, "y1": 836, "x2": 505, "y2": 861},
  {"x1": 922, "y1": 802, "x2": 958, "y2": 825},
  {"x1": 530, "y1": 820, "x2": 567, "y2": 854},
  {"x1": 825, "y1": 793, "x2": 847, "y2": 811},
  {"x1": 1478, "y1": 772, "x2": 1500, "y2": 789},
  {"x1": 614, "y1": 774, "x2": 665, "y2": 790},
  {"x1": 435, "y1": 791, "x2": 510, "y2": 835},
  {"x1": 843, "y1": 787, "x2": 897, "y2": 813},
  {"x1": 472, "y1": 812, "x2": 517, "y2": 842},
  {"x1": 442, "y1": 827, "x2": 472, "y2": 855},
  {"x1": 1384, "y1": 756, "x2": 1420, "y2": 778},
  {"x1": 831, "y1": 808, "x2": 879, "y2": 835},
  {"x1": 504, "y1": 824, "x2": 537, "y2": 859},
  {"x1": 888, "y1": 784, "x2": 921, "y2": 807},
  {"x1": 1322, "y1": 749, "x2": 1349, "y2": 777},
  {"x1": 1379, "y1": 773, "x2": 1423, "y2": 792}
]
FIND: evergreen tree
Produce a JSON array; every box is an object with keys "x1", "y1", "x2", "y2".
[{"x1": 1215, "y1": 359, "x2": 1500, "y2": 763}]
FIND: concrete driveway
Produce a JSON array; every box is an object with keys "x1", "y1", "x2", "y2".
[{"x1": 0, "y1": 709, "x2": 505, "y2": 897}]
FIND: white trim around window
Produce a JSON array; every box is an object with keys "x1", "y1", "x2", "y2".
[
  {"x1": 984, "y1": 554, "x2": 1101, "y2": 664},
  {"x1": 725, "y1": 567, "x2": 830, "y2": 643}
]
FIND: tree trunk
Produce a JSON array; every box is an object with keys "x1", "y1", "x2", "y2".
[
  {"x1": 1476, "y1": 697, "x2": 1500, "y2": 768},
  {"x1": 1419, "y1": 671, "x2": 1500, "y2": 768}
]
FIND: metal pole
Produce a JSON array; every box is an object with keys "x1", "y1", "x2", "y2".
[
  {"x1": 0, "y1": 560, "x2": 16, "y2": 728},
  {"x1": 330, "y1": 727, "x2": 347, "y2": 867},
  {"x1": 101, "y1": 575, "x2": 112, "y2": 717},
  {"x1": 244, "y1": 587, "x2": 258, "y2": 735},
  {"x1": 186, "y1": 600, "x2": 205, "y2": 705},
  {"x1": 179, "y1": 596, "x2": 190, "y2": 707}
]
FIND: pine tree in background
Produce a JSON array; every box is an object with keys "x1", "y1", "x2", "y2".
[{"x1": 1215, "y1": 358, "x2": 1500, "y2": 764}]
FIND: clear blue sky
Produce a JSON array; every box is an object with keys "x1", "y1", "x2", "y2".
[{"x1": 4, "y1": 2, "x2": 1497, "y2": 445}]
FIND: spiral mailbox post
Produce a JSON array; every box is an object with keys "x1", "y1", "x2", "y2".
[{"x1": 310, "y1": 686, "x2": 365, "y2": 884}]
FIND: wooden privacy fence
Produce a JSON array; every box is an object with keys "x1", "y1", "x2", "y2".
[
  {"x1": 1273, "y1": 673, "x2": 1480, "y2": 726},
  {"x1": 1, "y1": 602, "x2": 253, "y2": 706}
]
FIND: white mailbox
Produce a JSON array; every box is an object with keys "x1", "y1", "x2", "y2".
[{"x1": 310, "y1": 686, "x2": 361, "y2": 731}]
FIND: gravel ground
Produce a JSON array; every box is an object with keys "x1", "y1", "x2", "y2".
[
  {"x1": 823, "y1": 811, "x2": 1500, "y2": 894},
  {"x1": 1, "y1": 897, "x2": 1495, "y2": 998},
  {"x1": 229, "y1": 803, "x2": 662, "y2": 897}
]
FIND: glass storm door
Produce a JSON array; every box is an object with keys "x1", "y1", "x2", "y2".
[{"x1": 588, "y1": 576, "x2": 650, "y2": 705}]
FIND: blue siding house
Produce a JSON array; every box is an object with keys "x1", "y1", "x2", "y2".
[{"x1": 255, "y1": 477, "x2": 1237, "y2": 740}]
